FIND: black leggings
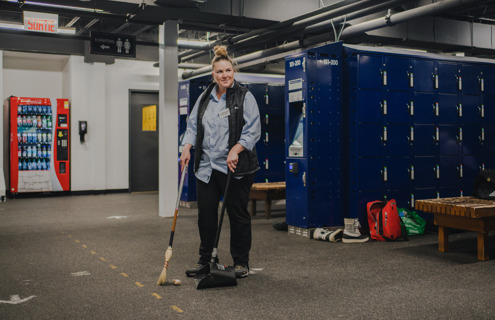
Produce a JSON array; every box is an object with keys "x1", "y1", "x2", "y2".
[{"x1": 196, "y1": 170, "x2": 255, "y2": 267}]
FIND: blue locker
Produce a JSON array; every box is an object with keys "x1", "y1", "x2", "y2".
[
  {"x1": 414, "y1": 124, "x2": 438, "y2": 156},
  {"x1": 461, "y1": 94, "x2": 482, "y2": 125},
  {"x1": 462, "y1": 154, "x2": 481, "y2": 190},
  {"x1": 439, "y1": 125, "x2": 460, "y2": 155},
  {"x1": 460, "y1": 64, "x2": 483, "y2": 95},
  {"x1": 414, "y1": 92, "x2": 437, "y2": 124},
  {"x1": 387, "y1": 91, "x2": 412, "y2": 124},
  {"x1": 438, "y1": 93, "x2": 460, "y2": 124},
  {"x1": 439, "y1": 155, "x2": 460, "y2": 187},
  {"x1": 414, "y1": 156, "x2": 437, "y2": 188},
  {"x1": 352, "y1": 157, "x2": 384, "y2": 192},
  {"x1": 387, "y1": 124, "x2": 413, "y2": 157},
  {"x1": 386, "y1": 56, "x2": 412, "y2": 92},
  {"x1": 413, "y1": 59, "x2": 437, "y2": 93},
  {"x1": 356, "y1": 54, "x2": 385, "y2": 90},
  {"x1": 483, "y1": 95, "x2": 495, "y2": 124},
  {"x1": 484, "y1": 66, "x2": 495, "y2": 95},
  {"x1": 462, "y1": 125, "x2": 482, "y2": 156},
  {"x1": 354, "y1": 123, "x2": 385, "y2": 156},
  {"x1": 356, "y1": 90, "x2": 384, "y2": 123},
  {"x1": 481, "y1": 126, "x2": 495, "y2": 155},
  {"x1": 386, "y1": 157, "x2": 412, "y2": 190},
  {"x1": 285, "y1": 43, "x2": 343, "y2": 228},
  {"x1": 438, "y1": 62, "x2": 459, "y2": 94}
]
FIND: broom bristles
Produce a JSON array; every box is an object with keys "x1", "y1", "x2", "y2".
[{"x1": 157, "y1": 247, "x2": 173, "y2": 286}]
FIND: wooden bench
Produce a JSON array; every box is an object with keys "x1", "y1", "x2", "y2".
[
  {"x1": 415, "y1": 197, "x2": 495, "y2": 261},
  {"x1": 249, "y1": 182, "x2": 286, "y2": 219}
]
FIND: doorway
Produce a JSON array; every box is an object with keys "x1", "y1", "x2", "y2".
[{"x1": 129, "y1": 90, "x2": 159, "y2": 192}]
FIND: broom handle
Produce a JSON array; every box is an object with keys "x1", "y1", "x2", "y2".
[
  {"x1": 168, "y1": 164, "x2": 188, "y2": 247},
  {"x1": 211, "y1": 170, "x2": 233, "y2": 261}
]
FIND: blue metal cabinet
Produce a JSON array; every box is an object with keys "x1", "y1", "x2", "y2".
[
  {"x1": 387, "y1": 124, "x2": 413, "y2": 157},
  {"x1": 386, "y1": 56, "x2": 412, "y2": 92},
  {"x1": 438, "y1": 62, "x2": 459, "y2": 94},
  {"x1": 355, "y1": 90, "x2": 384, "y2": 123},
  {"x1": 461, "y1": 94, "x2": 482, "y2": 125},
  {"x1": 483, "y1": 95, "x2": 495, "y2": 124},
  {"x1": 387, "y1": 91, "x2": 412, "y2": 124},
  {"x1": 438, "y1": 94, "x2": 460, "y2": 124},
  {"x1": 386, "y1": 157, "x2": 413, "y2": 190},
  {"x1": 481, "y1": 126, "x2": 495, "y2": 155},
  {"x1": 462, "y1": 125, "x2": 482, "y2": 156},
  {"x1": 462, "y1": 154, "x2": 481, "y2": 190},
  {"x1": 414, "y1": 124, "x2": 438, "y2": 156},
  {"x1": 414, "y1": 156, "x2": 437, "y2": 188},
  {"x1": 414, "y1": 92, "x2": 437, "y2": 124},
  {"x1": 413, "y1": 59, "x2": 437, "y2": 93},
  {"x1": 460, "y1": 64, "x2": 483, "y2": 95},
  {"x1": 439, "y1": 155, "x2": 461, "y2": 187},
  {"x1": 355, "y1": 54, "x2": 384, "y2": 90},
  {"x1": 352, "y1": 157, "x2": 385, "y2": 192},
  {"x1": 484, "y1": 66, "x2": 495, "y2": 95}
]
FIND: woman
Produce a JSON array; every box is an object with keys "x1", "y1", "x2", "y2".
[{"x1": 180, "y1": 46, "x2": 261, "y2": 279}]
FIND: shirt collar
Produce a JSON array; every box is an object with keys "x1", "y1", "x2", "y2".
[{"x1": 210, "y1": 81, "x2": 236, "y2": 101}]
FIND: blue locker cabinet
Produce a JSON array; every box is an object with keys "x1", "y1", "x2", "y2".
[
  {"x1": 243, "y1": 83, "x2": 286, "y2": 183},
  {"x1": 178, "y1": 74, "x2": 285, "y2": 203},
  {"x1": 285, "y1": 42, "x2": 343, "y2": 228}
]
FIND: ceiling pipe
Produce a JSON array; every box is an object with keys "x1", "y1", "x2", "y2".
[
  {"x1": 177, "y1": 0, "x2": 366, "y2": 61},
  {"x1": 182, "y1": 0, "x2": 482, "y2": 79}
]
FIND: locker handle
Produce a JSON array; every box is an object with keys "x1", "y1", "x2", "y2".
[
  {"x1": 458, "y1": 165, "x2": 463, "y2": 178},
  {"x1": 480, "y1": 77, "x2": 484, "y2": 92},
  {"x1": 302, "y1": 172, "x2": 306, "y2": 187},
  {"x1": 264, "y1": 159, "x2": 269, "y2": 170},
  {"x1": 481, "y1": 128, "x2": 485, "y2": 142},
  {"x1": 265, "y1": 114, "x2": 269, "y2": 125},
  {"x1": 408, "y1": 101, "x2": 414, "y2": 116},
  {"x1": 408, "y1": 71, "x2": 414, "y2": 88},
  {"x1": 457, "y1": 128, "x2": 463, "y2": 142},
  {"x1": 408, "y1": 127, "x2": 414, "y2": 143},
  {"x1": 480, "y1": 105, "x2": 485, "y2": 118},
  {"x1": 410, "y1": 193, "x2": 415, "y2": 209},
  {"x1": 381, "y1": 70, "x2": 387, "y2": 86},
  {"x1": 434, "y1": 102, "x2": 439, "y2": 117},
  {"x1": 381, "y1": 126, "x2": 388, "y2": 143},
  {"x1": 433, "y1": 74, "x2": 439, "y2": 89},
  {"x1": 381, "y1": 100, "x2": 388, "y2": 115},
  {"x1": 435, "y1": 165, "x2": 440, "y2": 179},
  {"x1": 408, "y1": 166, "x2": 415, "y2": 180},
  {"x1": 457, "y1": 104, "x2": 463, "y2": 117},
  {"x1": 457, "y1": 75, "x2": 462, "y2": 91},
  {"x1": 382, "y1": 167, "x2": 388, "y2": 182},
  {"x1": 434, "y1": 127, "x2": 440, "y2": 142}
]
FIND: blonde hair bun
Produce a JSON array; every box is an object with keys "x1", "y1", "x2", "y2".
[{"x1": 213, "y1": 45, "x2": 228, "y2": 57}]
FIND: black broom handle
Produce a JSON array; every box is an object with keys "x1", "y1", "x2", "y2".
[{"x1": 211, "y1": 170, "x2": 233, "y2": 261}]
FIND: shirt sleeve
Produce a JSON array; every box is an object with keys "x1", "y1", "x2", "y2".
[
  {"x1": 238, "y1": 91, "x2": 261, "y2": 151},
  {"x1": 181, "y1": 92, "x2": 205, "y2": 147}
]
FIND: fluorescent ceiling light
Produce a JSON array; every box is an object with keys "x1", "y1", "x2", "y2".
[
  {"x1": 0, "y1": 21, "x2": 76, "y2": 34},
  {"x1": 178, "y1": 39, "x2": 209, "y2": 46},
  {"x1": 7, "y1": 0, "x2": 105, "y2": 13}
]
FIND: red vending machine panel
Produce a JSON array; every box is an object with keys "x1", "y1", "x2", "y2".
[{"x1": 6, "y1": 97, "x2": 70, "y2": 194}]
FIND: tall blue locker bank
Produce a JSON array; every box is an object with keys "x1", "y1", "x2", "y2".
[
  {"x1": 285, "y1": 42, "x2": 495, "y2": 229},
  {"x1": 178, "y1": 74, "x2": 285, "y2": 203}
]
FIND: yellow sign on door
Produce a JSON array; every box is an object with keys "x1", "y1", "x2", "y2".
[{"x1": 142, "y1": 105, "x2": 156, "y2": 131}]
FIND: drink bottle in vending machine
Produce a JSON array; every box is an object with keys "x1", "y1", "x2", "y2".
[{"x1": 3, "y1": 97, "x2": 70, "y2": 195}]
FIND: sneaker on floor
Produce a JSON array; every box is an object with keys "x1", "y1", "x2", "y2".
[
  {"x1": 311, "y1": 228, "x2": 343, "y2": 242},
  {"x1": 234, "y1": 265, "x2": 249, "y2": 278},
  {"x1": 342, "y1": 218, "x2": 369, "y2": 243},
  {"x1": 185, "y1": 263, "x2": 207, "y2": 277},
  {"x1": 272, "y1": 221, "x2": 288, "y2": 231}
]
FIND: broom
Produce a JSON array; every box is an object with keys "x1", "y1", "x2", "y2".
[{"x1": 157, "y1": 164, "x2": 188, "y2": 286}]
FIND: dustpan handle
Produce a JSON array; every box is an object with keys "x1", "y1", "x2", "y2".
[{"x1": 211, "y1": 170, "x2": 233, "y2": 262}]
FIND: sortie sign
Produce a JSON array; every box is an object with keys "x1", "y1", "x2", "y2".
[
  {"x1": 90, "y1": 31, "x2": 136, "y2": 58},
  {"x1": 24, "y1": 11, "x2": 58, "y2": 34}
]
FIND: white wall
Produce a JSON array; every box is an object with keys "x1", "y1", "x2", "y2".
[{"x1": 2, "y1": 51, "x2": 159, "y2": 192}]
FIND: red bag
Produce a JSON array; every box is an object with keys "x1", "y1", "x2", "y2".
[{"x1": 367, "y1": 199, "x2": 406, "y2": 241}]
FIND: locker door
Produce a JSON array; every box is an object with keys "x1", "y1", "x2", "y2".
[
  {"x1": 356, "y1": 90, "x2": 384, "y2": 123},
  {"x1": 483, "y1": 65, "x2": 495, "y2": 93},
  {"x1": 387, "y1": 124, "x2": 412, "y2": 157},
  {"x1": 439, "y1": 125, "x2": 460, "y2": 155},
  {"x1": 462, "y1": 154, "x2": 481, "y2": 190},
  {"x1": 414, "y1": 92, "x2": 436, "y2": 124},
  {"x1": 356, "y1": 123, "x2": 386, "y2": 156},
  {"x1": 386, "y1": 56, "x2": 411, "y2": 91},
  {"x1": 461, "y1": 125, "x2": 482, "y2": 156},
  {"x1": 357, "y1": 54, "x2": 385, "y2": 90},
  {"x1": 387, "y1": 91, "x2": 411, "y2": 124},
  {"x1": 414, "y1": 156, "x2": 437, "y2": 188},
  {"x1": 438, "y1": 94, "x2": 459, "y2": 124},
  {"x1": 461, "y1": 94, "x2": 481, "y2": 125},
  {"x1": 438, "y1": 62, "x2": 459, "y2": 94},
  {"x1": 481, "y1": 126, "x2": 495, "y2": 155},
  {"x1": 483, "y1": 95, "x2": 495, "y2": 125},
  {"x1": 439, "y1": 156, "x2": 460, "y2": 187},
  {"x1": 414, "y1": 124, "x2": 438, "y2": 156},
  {"x1": 286, "y1": 159, "x2": 308, "y2": 228},
  {"x1": 386, "y1": 157, "x2": 412, "y2": 189},
  {"x1": 460, "y1": 64, "x2": 482, "y2": 95},
  {"x1": 414, "y1": 59, "x2": 436, "y2": 93},
  {"x1": 354, "y1": 157, "x2": 385, "y2": 191}
]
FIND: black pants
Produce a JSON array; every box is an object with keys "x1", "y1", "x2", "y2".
[{"x1": 196, "y1": 169, "x2": 255, "y2": 267}]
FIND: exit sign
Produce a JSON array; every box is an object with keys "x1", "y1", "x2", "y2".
[{"x1": 24, "y1": 11, "x2": 58, "y2": 34}]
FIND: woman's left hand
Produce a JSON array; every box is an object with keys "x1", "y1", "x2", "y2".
[{"x1": 227, "y1": 149, "x2": 239, "y2": 173}]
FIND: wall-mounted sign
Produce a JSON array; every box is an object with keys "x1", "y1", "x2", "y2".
[
  {"x1": 24, "y1": 11, "x2": 58, "y2": 34},
  {"x1": 90, "y1": 31, "x2": 136, "y2": 58}
]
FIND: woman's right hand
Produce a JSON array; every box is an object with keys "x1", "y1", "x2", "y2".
[{"x1": 180, "y1": 144, "x2": 192, "y2": 171}]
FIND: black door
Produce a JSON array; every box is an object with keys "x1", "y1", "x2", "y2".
[{"x1": 129, "y1": 90, "x2": 159, "y2": 192}]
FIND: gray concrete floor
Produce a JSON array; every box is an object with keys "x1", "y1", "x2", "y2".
[{"x1": 1, "y1": 192, "x2": 495, "y2": 320}]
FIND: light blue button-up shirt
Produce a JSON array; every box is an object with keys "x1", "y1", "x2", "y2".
[{"x1": 182, "y1": 84, "x2": 261, "y2": 183}]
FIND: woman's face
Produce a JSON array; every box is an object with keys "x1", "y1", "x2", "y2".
[{"x1": 212, "y1": 60, "x2": 235, "y2": 92}]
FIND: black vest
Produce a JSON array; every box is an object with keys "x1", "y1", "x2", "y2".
[{"x1": 194, "y1": 81, "x2": 260, "y2": 177}]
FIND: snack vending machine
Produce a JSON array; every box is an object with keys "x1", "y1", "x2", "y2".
[{"x1": 4, "y1": 97, "x2": 70, "y2": 195}]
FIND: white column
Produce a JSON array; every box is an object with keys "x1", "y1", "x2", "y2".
[
  {"x1": 0, "y1": 50, "x2": 6, "y2": 200},
  {"x1": 158, "y1": 21, "x2": 179, "y2": 217}
]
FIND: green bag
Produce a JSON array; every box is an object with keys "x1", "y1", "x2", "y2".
[{"x1": 398, "y1": 208, "x2": 426, "y2": 236}]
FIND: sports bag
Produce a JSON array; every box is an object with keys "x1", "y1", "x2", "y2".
[
  {"x1": 473, "y1": 169, "x2": 495, "y2": 200},
  {"x1": 367, "y1": 199, "x2": 407, "y2": 241}
]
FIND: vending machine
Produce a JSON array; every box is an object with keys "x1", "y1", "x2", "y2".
[{"x1": 4, "y1": 96, "x2": 70, "y2": 195}]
